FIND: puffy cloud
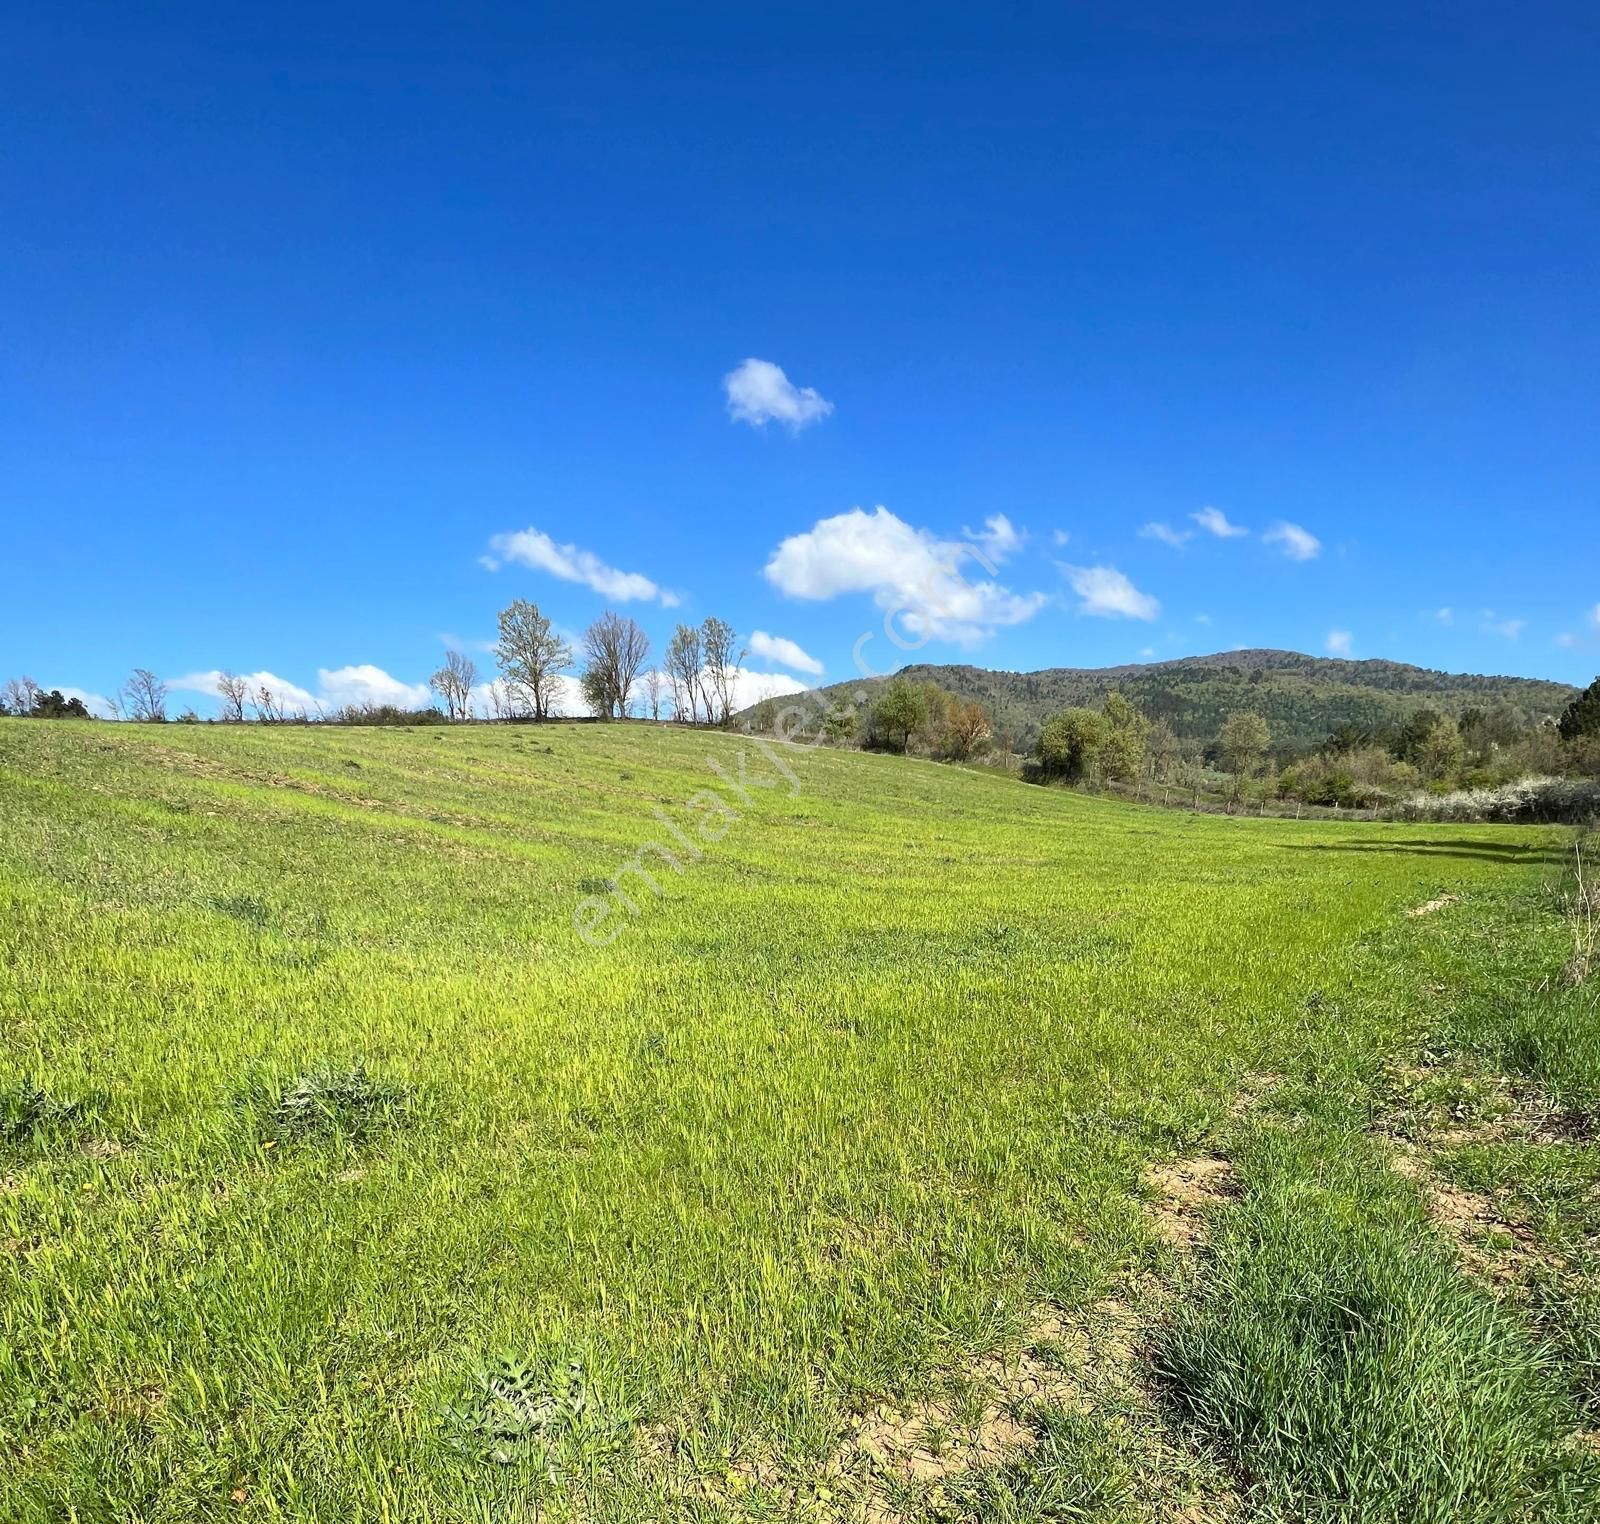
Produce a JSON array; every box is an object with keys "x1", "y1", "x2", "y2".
[
  {"x1": 317, "y1": 665, "x2": 433, "y2": 710},
  {"x1": 1557, "y1": 632, "x2": 1579, "y2": 649},
  {"x1": 1140, "y1": 521, "x2": 1194, "y2": 549},
  {"x1": 1059, "y1": 564, "x2": 1160, "y2": 621},
  {"x1": 725, "y1": 667, "x2": 813, "y2": 713},
  {"x1": 1434, "y1": 607, "x2": 1454, "y2": 625},
  {"x1": 1052, "y1": 529, "x2": 1072, "y2": 547},
  {"x1": 169, "y1": 666, "x2": 430, "y2": 716},
  {"x1": 169, "y1": 669, "x2": 320, "y2": 714},
  {"x1": 961, "y1": 513, "x2": 1025, "y2": 563},
  {"x1": 723, "y1": 358, "x2": 833, "y2": 431},
  {"x1": 748, "y1": 630, "x2": 824, "y2": 677},
  {"x1": 764, "y1": 506, "x2": 1046, "y2": 643},
  {"x1": 482, "y1": 528, "x2": 677, "y2": 606},
  {"x1": 1325, "y1": 629, "x2": 1353, "y2": 657},
  {"x1": 1192, "y1": 506, "x2": 1248, "y2": 538},
  {"x1": 1262, "y1": 521, "x2": 1322, "y2": 561}
]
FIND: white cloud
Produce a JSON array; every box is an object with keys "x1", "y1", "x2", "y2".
[
  {"x1": 1059, "y1": 564, "x2": 1160, "y2": 621},
  {"x1": 1194, "y1": 613, "x2": 1212, "y2": 625},
  {"x1": 1557, "y1": 632, "x2": 1579, "y2": 650},
  {"x1": 1052, "y1": 529, "x2": 1071, "y2": 547},
  {"x1": 170, "y1": 669, "x2": 320, "y2": 714},
  {"x1": 748, "y1": 630, "x2": 824, "y2": 677},
  {"x1": 1140, "y1": 521, "x2": 1194, "y2": 549},
  {"x1": 482, "y1": 528, "x2": 677, "y2": 606},
  {"x1": 725, "y1": 667, "x2": 812, "y2": 713},
  {"x1": 170, "y1": 666, "x2": 430, "y2": 716},
  {"x1": 1325, "y1": 629, "x2": 1353, "y2": 656},
  {"x1": 723, "y1": 358, "x2": 833, "y2": 432},
  {"x1": 1479, "y1": 611, "x2": 1526, "y2": 640},
  {"x1": 764, "y1": 505, "x2": 1047, "y2": 643},
  {"x1": 1591, "y1": 602, "x2": 1600, "y2": 630},
  {"x1": 961, "y1": 513, "x2": 1025, "y2": 563},
  {"x1": 1262, "y1": 521, "x2": 1322, "y2": 561},
  {"x1": 1434, "y1": 607, "x2": 1454, "y2": 625},
  {"x1": 1138, "y1": 646, "x2": 1157, "y2": 658},
  {"x1": 318, "y1": 665, "x2": 433, "y2": 711},
  {"x1": 1192, "y1": 506, "x2": 1248, "y2": 538}
]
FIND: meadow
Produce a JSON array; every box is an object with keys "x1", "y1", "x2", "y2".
[{"x1": 2, "y1": 719, "x2": 1597, "y2": 1522}]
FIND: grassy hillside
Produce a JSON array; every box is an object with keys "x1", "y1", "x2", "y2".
[
  {"x1": 2, "y1": 720, "x2": 1597, "y2": 1521},
  {"x1": 758, "y1": 648, "x2": 1580, "y2": 751}
]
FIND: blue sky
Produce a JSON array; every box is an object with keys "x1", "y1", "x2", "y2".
[{"x1": 4, "y1": 3, "x2": 1596, "y2": 716}]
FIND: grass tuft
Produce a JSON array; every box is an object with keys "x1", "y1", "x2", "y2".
[
  {"x1": 1153, "y1": 1130, "x2": 1592, "y2": 1523},
  {"x1": 248, "y1": 1063, "x2": 411, "y2": 1143}
]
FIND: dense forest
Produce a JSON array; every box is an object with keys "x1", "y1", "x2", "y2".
[{"x1": 762, "y1": 650, "x2": 1580, "y2": 754}]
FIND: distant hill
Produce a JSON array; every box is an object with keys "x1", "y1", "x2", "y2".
[{"x1": 743, "y1": 649, "x2": 1581, "y2": 753}]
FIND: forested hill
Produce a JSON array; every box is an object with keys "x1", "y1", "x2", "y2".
[{"x1": 752, "y1": 649, "x2": 1581, "y2": 752}]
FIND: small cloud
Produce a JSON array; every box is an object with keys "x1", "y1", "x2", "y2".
[
  {"x1": 1556, "y1": 632, "x2": 1579, "y2": 649},
  {"x1": 724, "y1": 358, "x2": 833, "y2": 432},
  {"x1": 1191, "y1": 505, "x2": 1248, "y2": 539},
  {"x1": 1591, "y1": 602, "x2": 1600, "y2": 630},
  {"x1": 1051, "y1": 529, "x2": 1071, "y2": 547},
  {"x1": 1479, "y1": 611, "x2": 1526, "y2": 640},
  {"x1": 1263, "y1": 521, "x2": 1322, "y2": 561},
  {"x1": 483, "y1": 527, "x2": 675, "y2": 605},
  {"x1": 1325, "y1": 629, "x2": 1353, "y2": 657},
  {"x1": 1140, "y1": 521, "x2": 1195, "y2": 550},
  {"x1": 1059, "y1": 564, "x2": 1160, "y2": 621},
  {"x1": 748, "y1": 630, "x2": 824, "y2": 677},
  {"x1": 1434, "y1": 607, "x2": 1454, "y2": 625},
  {"x1": 1194, "y1": 613, "x2": 1213, "y2": 625},
  {"x1": 962, "y1": 513, "x2": 1025, "y2": 564},
  {"x1": 1138, "y1": 646, "x2": 1157, "y2": 658}
]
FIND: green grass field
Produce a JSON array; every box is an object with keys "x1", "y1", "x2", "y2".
[{"x1": 3, "y1": 720, "x2": 1597, "y2": 1521}]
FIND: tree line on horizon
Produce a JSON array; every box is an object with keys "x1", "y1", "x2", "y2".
[{"x1": 0, "y1": 599, "x2": 759, "y2": 729}]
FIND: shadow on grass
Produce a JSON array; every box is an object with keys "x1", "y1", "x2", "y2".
[{"x1": 1276, "y1": 838, "x2": 1563, "y2": 865}]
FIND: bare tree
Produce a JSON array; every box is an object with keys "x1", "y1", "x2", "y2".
[
  {"x1": 3, "y1": 677, "x2": 40, "y2": 716},
  {"x1": 495, "y1": 599, "x2": 572, "y2": 721},
  {"x1": 429, "y1": 648, "x2": 478, "y2": 721},
  {"x1": 216, "y1": 670, "x2": 250, "y2": 723},
  {"x1": 121, "y1": 668, "x2": 168, "y2": 723},
  {"x1": 642, "y1": 668, "x2": 664, "y2": 722},
  {"x1": 664, "y1": 623, "x2": 702, "y2": 722},
  {"x1": 698, "y1": 616, "x2": 746, "y2": 727},
  {"x1": 253, "y1": 684, "x2": 284, "y2": 724},
  {"x1": 579, "y1": 611, "x2": 650, "y2": 719}
]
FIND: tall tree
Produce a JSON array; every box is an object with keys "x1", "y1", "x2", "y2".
[
  {"x1": 429, "y1": 649, "x2": 478, "y2": 721},
  {"x1": 495, "y1": 599, "x2": 572, "y2": 721},
  {"x1": 642, "y1": 668, "x2": 664, "y2": 722},
  {"x1": 871, "y1": 678, "x2": 928, "y2": 753},
  {"x1": 1099, "y1": 691, "x2": 1149, "y2": 781},
  {"x1": 121, "y1": 668, "x2": 168, "y2": 722},
  {"x1": 1037, "y1": 708, "x2": 1108, "y2": 781},
  {"x1": 698, "y1": 616, "x2": 745, "y2": 726},
  {"x1": 664, "y1": 623, "x2": 703, "y2": 722},
  {"x1": 216, "y1": 671, "x2": 250, "y2": 723},
  {"x1": 944, "y1": 698, "x2": 992, "y2": 760},
  {"x1": 1219, "y1": 710, "x2": 1271, "y2": 791},
  {"x1": 1559, "y1": 677, "x2": 1600, "y2": 741},
  {"x1": 579, "y1": 612, "x2": 650, "y2": 719}
]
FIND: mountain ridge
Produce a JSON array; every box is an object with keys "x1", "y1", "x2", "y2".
[{"x1": 743, "y1": 647, "x2": 1582, "y2": 752}]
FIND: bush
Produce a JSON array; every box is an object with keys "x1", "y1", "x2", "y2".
[{"x1": 1387, "y1": 777, "x2": 1600, "y2": 825}]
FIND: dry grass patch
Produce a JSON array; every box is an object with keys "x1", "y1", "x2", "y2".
[{"x1": 1146, "y1": 1156, "x2": 1236, "y2": 1249}]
